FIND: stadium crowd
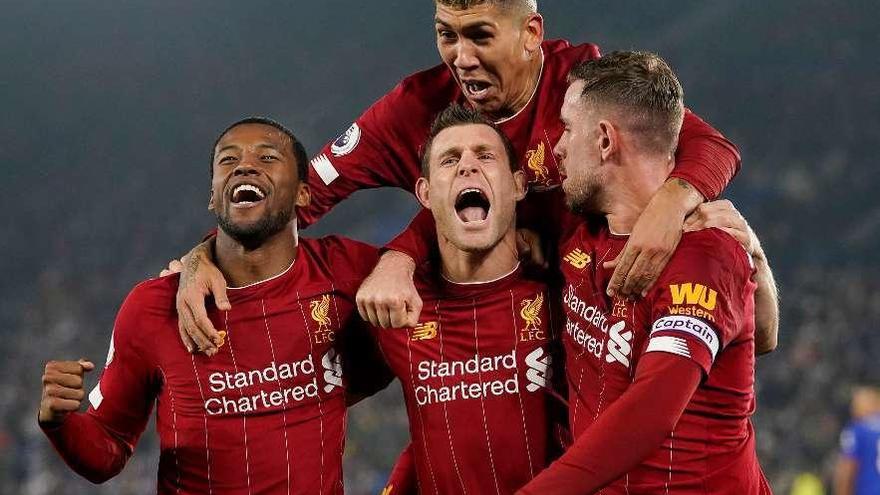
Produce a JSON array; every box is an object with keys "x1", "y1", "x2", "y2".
[{"x1": 2, "y1": 0, "x2": 877, "y2": 494}]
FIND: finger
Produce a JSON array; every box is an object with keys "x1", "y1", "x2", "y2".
[
  {"x1": 46, "y1": 397, "x2": 83, "y2": 413},
  {"x1": 160, "y1": 269, "x2": 172, "y2": 277},
  {"x1": 179, "y1": 309, "x2": 215, "y2": 354},
  {"x1": 178, "y1": 324, "x2": 195, "y2": 353},
  {"x1": 45, "y1": 361, "x2": 89, "y2": 375},
  {"x1": 389, "y1": 300, "x2": 409, "y2": 329},
  {"x1": 637, "y1": 254, "x2": 670, "y2": 297},
  {"x1": 363, "y1": 303, "x2": 381, "y2": 328},
  {"x1": 621, "y1": 252, "x2": 653, "y2": 296},
  {"x1": 403, "y1": 295, "x2": 423, "y2": 328},
  {"x1": 78, "y1": 359, "x2": 95, "y2": 372},
  {"x1": 45, "y1": 384, "x2": 86, "y2": 401},
  {"x1": 356, "y1": 297, "x2": 370, "y2": 322},
  {"x1": 376, "y1": 305, "x2": 392, "y2": 329},
  {"x1": 168, "y1": 259, "x2": 184, "y2": 273},
  {"x1": 191, "y1": 301, "x2": 221, "y2": 346},
  {"x1": 45, "y1": 372, "x2": 85, "y2": 389},
  {"x1": 606, "y1": 247, "x2": 638, "y2": 297},
  {"x1": 209, "y1": 274, "x2": 232, "y2": 311}
]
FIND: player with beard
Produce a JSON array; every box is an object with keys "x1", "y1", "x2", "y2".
[
  {"x1": 38, "y1": 118, "x2": 390, "y2": 494},
  {"x1": 172, "y1": 0, "x2": 743, "y2": 353},
  {"x1": 518, "y1": 52, "x2": 775, "y2": 494},
  {"x1": 369, "y1": 104, "x2": 563, "y2": 495}
]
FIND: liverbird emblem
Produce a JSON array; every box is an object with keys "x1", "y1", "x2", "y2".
[
  {"x1": 310, "y1": 294, "x2": 332, "y2": 332},
  {"x1": 525, "y1": 142, "x2": 550, "y2": 184},
  {"x1": 520, "y1": 293, "x2": 544, "y2": 332}
]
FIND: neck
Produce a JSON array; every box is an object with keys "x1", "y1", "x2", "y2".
[
  {"x1": 604, "y1": 153, "x2": 672, "y2": 234},
  {"x1": 492, "y1": 48, "x2": 543, "y2": 122},
  {"x1": 215, "y1": 225, "x2": 298, "y2": 288},
  {"x1": 437, "y1": 229, "x2": 519, "y2": 284}
]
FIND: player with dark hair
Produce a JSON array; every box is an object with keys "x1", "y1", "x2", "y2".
[
  {"x1": 171, "y1": 0, "x2": 743, "y2": 352},
  {"x1": 835, "y1": 385, "x2": 880, "y2": 495},
  {"x1": 517, "y1": 51, "x2": 775, "y2": 494},
  {"x1": 38, "y1": 118, "x2": 390, "y2": 494},
  {"x1": 371, "y1": 104, "x2": 563, "y2": 495}
]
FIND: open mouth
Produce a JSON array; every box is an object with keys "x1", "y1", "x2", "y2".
[
  {"x1": 455, "y1": 188, "x2": 490, "y2": 223},
  {"x1": 462, "y1": 80, "x2": 491, "y2": 100},
  {"x1": 230, "y1": 183, "x2": 266, "y2": 206}
]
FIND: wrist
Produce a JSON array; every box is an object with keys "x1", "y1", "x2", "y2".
[
  {"x1": 661, "y1": 178, "x2": 704, "y2": 218},
  {"x1": 381, "y1": 250, "x2": 416, "y2": 274}
]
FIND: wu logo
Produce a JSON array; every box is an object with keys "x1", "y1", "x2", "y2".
[
  {"x1": 310, "y1": 295, "x2": 332, "y2": 332},
  {"x1": 669, "y1": 283, "x2": 717, "y2": 311},
  {"x1": 564, "y1": 248, "x2": 592, "y2": 269},
  {"x1": 411, "y1": 321, "x2": 438, "y2": 341}
]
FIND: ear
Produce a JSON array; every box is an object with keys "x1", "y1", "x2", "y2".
[
  {"x1": 207, "y1": 190, "x2": 215, "y2": 211},
  {"x1": 597, "y1": 120, "x2": 620, "y2": 162},
  {"x1": 415, "y1": 177, "x2": 431, "y2": 209},
  {"x1": 512, "y1": 169, "x2": 527, "y2": 201},
  {"x1": 523, "y1": 13, "x2": 544, "y2": 54},
  {"x1": 295, "y1": 183, "x2": 311, "y2": 208}
]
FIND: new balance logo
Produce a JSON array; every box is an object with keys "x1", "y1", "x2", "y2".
[
  {"x1": 669, "y1": 283, "x2": 717, "y2": 311},
  {"x1": 564, "y1": 248, "x2": 591, "y2": 269},
  {"x1": 322, "y1": 349, "x2": 342, "y2": 393},
  {"x1": 411, "y1": 321, "x2": 438, "y2": 341},
  {"x1": 525, "y1": 347, "x2": 552, "y2": 392},
  {"x1": 604, "y1": 321, "x2": 633, "y2": 368}
]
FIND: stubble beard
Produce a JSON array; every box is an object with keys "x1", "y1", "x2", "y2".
[{"x1": 216, "y1": 204, "x2": 294, "y2": 251}]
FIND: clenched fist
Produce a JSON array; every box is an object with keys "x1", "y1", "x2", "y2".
[{"x1": 39, "y1": 359, "x2": 95, "y2": 426}]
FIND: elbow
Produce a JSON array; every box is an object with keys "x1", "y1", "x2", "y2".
[{"x1": 755, "y1": 326, "x2": 779, "y2": 355}]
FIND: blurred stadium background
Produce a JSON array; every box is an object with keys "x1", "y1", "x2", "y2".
[{"x1": 2, "y1": 1, "x2": 878, "y2": 493}]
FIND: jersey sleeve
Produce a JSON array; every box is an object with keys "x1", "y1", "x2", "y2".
[
  {"x1": 384, "y1": 207, "x2": 436, "y2": 264},
  {"x1": 644, "y1": 230, "x2": 754, "y2": 375},
  {"x1": 338, "y1": 317, "x2": 395, "y2": 405},
  {"x1": 299, "y1": 82, "x2": 426, "y2": 228},
  {"x1": 321, "y1": 236, "x2": 381, "y2": 297},
  {"x1": 382, "y1": 443, "x2": 419, "y2": 495},
  {"x1": 669, "y1": 108, "x2": 742, "y2": 200},
  {"x1": 840, "y1": 425, "x2": 858, "y2": 458},
  {"x1": 41, "y1": 284, "x2": 161, "y2": 482}
]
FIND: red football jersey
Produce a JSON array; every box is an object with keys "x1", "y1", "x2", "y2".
[
  {"x1": 42, "y1": 237, "x2": 385, "y2": 495},
  {"x1": 558, "y1": 222, "x2": 771, "y2": 494},
  {"x1": 303, "y1": 40, "x2": 740, "y2": 233},
  {"x1": 373, "y1": 265, "x2": 562, "y2": 495}
]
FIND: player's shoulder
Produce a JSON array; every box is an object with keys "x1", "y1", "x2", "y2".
[
  {"x1": 383, "y1": 62, "x2": 458, "y2": 113},
  {"x1": 125, "y1": 274, "x2": 179, "y2": 310},
  {"x1": 542, "y1": 39, "x2": 602, "y2": 73},
  {"x1": 299, "y1": 235, "x2": 380, "y2": 285},
  {"x1": 301, "y1": 235, "x2": 378, "y2": 260},
  {"x1": 661, "y1": 228, "x2": 752, "y2": 283},
  {"x1": 113, "y1": 275, "x2": 179, "y2": 341}
]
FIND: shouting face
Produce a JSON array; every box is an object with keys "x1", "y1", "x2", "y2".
[
  {"x1": 417, "y1": 123, "x2": 525, "y2": 253},
  {"x1": 435, "y1": 2, "x2": 543, "y2": 120},
  {"x1": 210, "y1": 123, "x2": 309, "y2": 248}
]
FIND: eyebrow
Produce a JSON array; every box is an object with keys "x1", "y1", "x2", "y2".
[
  {"x1": 216, "y1": 143, "x2": 281, "y2": 155},
  {"x1": 434, "y1": 18, "x2": 495, "y2": 31}
]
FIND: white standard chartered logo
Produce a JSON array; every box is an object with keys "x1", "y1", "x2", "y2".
[
  {"x1": 564, "y1": 285, "x2": 634, "y2": 368},
  {"x1": 202, "y1": 352, "x2": 343, "y2": 416},
  {"x1": 604, "y1": 321, "x2": 632, "y2": 367},
  {"x1": 525, "y1": 347, "x2": 552, "y2": 392},
  {"x1": 414, "y1": 348, "x2": 550, "y2": 406},
  {"x1": 322, "y1": 348, "x2": 343, "y2": 393}
]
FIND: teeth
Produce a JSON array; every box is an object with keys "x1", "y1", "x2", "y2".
[
  {"x1": 233, "y1": 184, "x2": 265, "y2": 199},
  {"x1": 460, "y1": 188, "x2": 482, "y2": 197}
]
